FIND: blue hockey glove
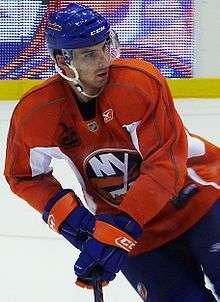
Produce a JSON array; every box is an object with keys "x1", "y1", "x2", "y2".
[
  {"x1": 74, "y1": 213, "x2": 143, "y2": 285},
  {"x1": 43, "y1": 189, "x2": 95, "y2": 250}
]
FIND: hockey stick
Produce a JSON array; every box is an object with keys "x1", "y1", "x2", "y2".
[
  {"x1": 93, "y1": 271, "x2": 104, "y2": 302},
  {"x1": 76, "y1": 268, "x2": 104, "y2": 302}
]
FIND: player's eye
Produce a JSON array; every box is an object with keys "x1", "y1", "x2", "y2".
[{"x1": 83, "y1": 52, "x2": 95, "y2": 58}]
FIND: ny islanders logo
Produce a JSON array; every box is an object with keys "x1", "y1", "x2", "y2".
[{"x1": 84, "y1": 149, "x2": 142, "y2": 206}]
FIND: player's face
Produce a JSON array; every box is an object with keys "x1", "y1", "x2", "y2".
[{"x1": 72, "y1": 40, "x2": 111, "y2": 94}]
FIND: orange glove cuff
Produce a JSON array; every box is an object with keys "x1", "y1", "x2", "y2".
[
  {"x1": 75, "y1": 279, "x2": 108, "y2": 289},
  {"x1": 93, "y1": 220, "x2": 137, "y2": 252},
  {"x1": 47, "y1": 192, "x2": 78, "y2": 232}
]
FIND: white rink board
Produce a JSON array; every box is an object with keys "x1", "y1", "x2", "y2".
[{"x1": 1, "y1": 100, "x2": 220, "y2": 301}]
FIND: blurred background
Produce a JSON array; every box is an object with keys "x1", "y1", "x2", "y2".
[{"x1": 0, "y1": 1, "x2": 220, "y2": 301}]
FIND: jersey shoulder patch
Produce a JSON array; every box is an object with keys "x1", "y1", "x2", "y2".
[
  {"x1": 12, "y1": 75, "x2": 66, "y2": 127},
  {"x1": 111, "y1": 58, "x2": 164, "y2": 84},
  {"x1": 21, "y1": 74, "x2": 64, "y2": 101}
]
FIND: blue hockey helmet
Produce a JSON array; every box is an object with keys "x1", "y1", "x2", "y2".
[{"x1": 45, "y1": 3, "x2": 110, "y2": 54}]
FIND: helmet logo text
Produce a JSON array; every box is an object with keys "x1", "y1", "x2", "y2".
[
  {"x1": 91, "y1": 26, "x2": 105, "y2": 36},
  {"x1": 47, "y1": 22, "x2": 62, "y2": 32}
]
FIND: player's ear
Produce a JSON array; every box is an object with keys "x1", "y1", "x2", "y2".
[
  {"x1": 55, "y1": 51, "x2": 76, "y2": 78},
  {"x1": 56, "y1": 54, "x2": 66, "y2": 70}
]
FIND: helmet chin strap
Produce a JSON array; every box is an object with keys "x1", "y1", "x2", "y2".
[{"x1": 55, "y1": 63, "x2": 100, "y2": 98}]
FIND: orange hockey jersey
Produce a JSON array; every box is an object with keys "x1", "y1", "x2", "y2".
[{"x1": 4, "y1": 59, "x2": 220, "y2": 254}]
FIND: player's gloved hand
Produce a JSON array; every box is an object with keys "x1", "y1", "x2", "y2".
[
  {"x1": 74, "y1": 213, "x2": 143, "y2": 285},
  {"x1": 43, "y1": 189, "x2": 95, "y2": 250}
]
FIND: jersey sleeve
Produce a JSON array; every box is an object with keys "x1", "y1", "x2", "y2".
[
  {"x1": 4, "y1": 106, "x2": 63, "y2": 214},
  {"x1": 118, "y1": 75, "x2": 188, "y2": 227}
]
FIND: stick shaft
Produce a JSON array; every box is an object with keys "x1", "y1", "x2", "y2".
[{"x1": 93, "y1": 279, "x2": 104, "y2": 302}]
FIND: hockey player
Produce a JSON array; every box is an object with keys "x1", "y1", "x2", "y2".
[{"x1": 4, "y1": 3, "x2": 220, "y2": 302}]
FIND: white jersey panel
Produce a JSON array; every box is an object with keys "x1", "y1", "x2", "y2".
[
  {"x1": 186, "y1": 131, "x2": 206, "y2": 158},
  {"x1": 123, "y1": 120, "x2": 142, "y2": 155},
  {"x1": 29, "y1": 146, "x2": 97, "y2": 212}
]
